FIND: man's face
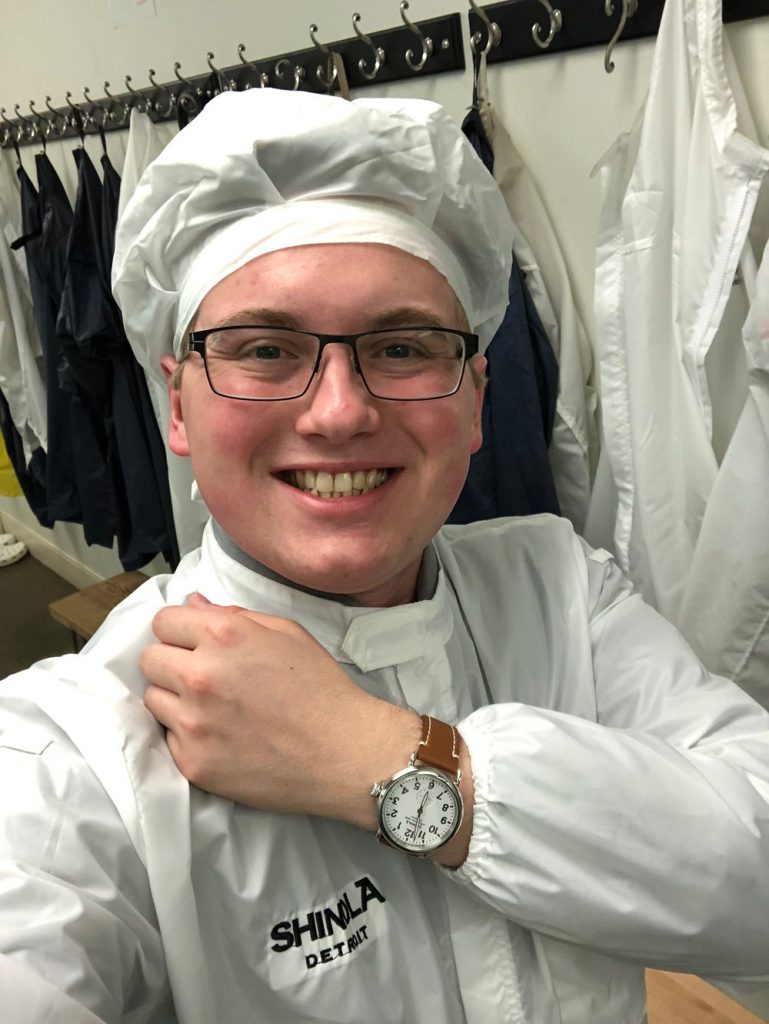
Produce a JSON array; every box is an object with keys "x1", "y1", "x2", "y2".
[{"x1": 163, "y1": 243, "x2": 485, "y2": 607}]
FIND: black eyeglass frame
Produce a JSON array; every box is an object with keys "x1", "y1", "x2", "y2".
[{"x1": 187, "y1": 325, "x2": 481, "y2": 402}]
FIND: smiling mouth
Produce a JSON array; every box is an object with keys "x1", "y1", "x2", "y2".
[{"x1": 282, "y1": 468, "x2": 393, "y2": 498}]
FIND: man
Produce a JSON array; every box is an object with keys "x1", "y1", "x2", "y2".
[{"x1": 1, "y1": 89, "x2": 768, "y2": 1024}]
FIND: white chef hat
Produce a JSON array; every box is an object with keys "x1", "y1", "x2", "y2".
[{"x1": 112, "y1": 88, "x2": 513, "y2": 374}]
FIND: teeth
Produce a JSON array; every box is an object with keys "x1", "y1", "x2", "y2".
[
  {"x1": 290, "y1": 468, "x2": 390, "y2": 497},
  {"x1": 316, "y1": 471, "x2": 334, "y2": 494},
  {"x1": 334, "y1": 472, "x2": 352, "y2": 493}
]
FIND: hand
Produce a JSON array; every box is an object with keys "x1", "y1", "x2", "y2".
[{"x1": 140, "y1": 593, "x2": 422, "y2": 829}]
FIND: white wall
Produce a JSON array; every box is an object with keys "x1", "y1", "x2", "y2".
[{"x1": 1, "y1": 0, "x2": 768, "y2": 586}]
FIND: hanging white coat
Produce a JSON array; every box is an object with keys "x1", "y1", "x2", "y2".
[{"x1": 587, "y1": 0, "x2": 769, "y2": 713}]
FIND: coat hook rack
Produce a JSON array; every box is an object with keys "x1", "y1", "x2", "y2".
[
  {"x1": 1, "y1": 9, "x2": 464, "y2": 148},
  {"x1": 468, "y1": 0, "x2": 769, "y2": 65}
]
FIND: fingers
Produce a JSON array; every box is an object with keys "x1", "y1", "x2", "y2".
[
  {"x1": 187, "y1": 592, "x2": 244, "y2": 614},
  {"x1": 237, "y1": 608, "x2": 309, "y2": 639},
  {"x1": 154, "y1": 600, "x2": 310, "y2": 649},
  {"x1": 151, "y1": 604, "x2": 244, "y2": 649},
  {"x1": 143, "y1": 679, "x2": 180, "y2": 727},
  {"x1": 139, "y1": 640, "x2": 196, "y2": 696}
]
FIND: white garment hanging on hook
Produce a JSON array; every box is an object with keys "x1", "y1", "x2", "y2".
[
  {"x1": 117, "y1": 109, "x2": 208, "y2": 556},
  {"x1": 676, "y1": 238, "x2": 769, "y2": 711},
  {"x1": 586, "y1": 0, "x2": 769, "y2": 650},
  {"x1": 474, "y1": 58, "x2": 598, "y2": 534},
  {"x1": 0, "y1": 152, "x2": 47, "y2": 461}
]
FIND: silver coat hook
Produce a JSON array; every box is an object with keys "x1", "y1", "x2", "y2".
[
  {"x1": 468, "y1": 0, "x2": 501, "y2": 55},
  {"x1": 309, "y1": 24, "x2": 338, "y2": 91},
  {"x1": 237, "y1": 43, "x2": 269, "y2": 88},
  {"x1": 83, "y1": 86, "x2": 109, "y2": 128},
  {"x1": 206, "y1": 51, "x2": 234, "y2": 92},
  {"x1": 400, "y1": 1, "x2": 433, "y2": 73},
  {"x1": 604, "y1": 0, "x2": 638, "y2": 72},
  {"x1": 274, "y1": 58, "x2": 305, "y2": 91},
  {"x1": 148, "y1": 69, "x2": 175, "y2": 117},
  {"x1": 13, "y1": 103, "x2": 37, "y2": 141},
  {"x1": 174, "y1": 62, "x2": 203, "y2": 119},
  {"x1": 125, "y1": 75, "x2": 149, "y2": 113},
  {"x1": 173, "y1": 62, "x2": 195, "y2": 90},
  {"x1": 103, "y1": 82, "x2": 128, "y2": 126},
  {"x1": 65, "y1": 90, "x2": 89, "y2": 134},
  {"x1": 0, "y1": 108, "x2": 21, "y2": 148},
  {"x1": 44, "y1": 95, "x2": 68, "y2": 135},
  {"x1": 352, "y1": 13, "x2": 385, "y2": 80},
  {"x1": 29, "y1": 100, "x2": 52, "y2": 140},
  {"x1": 532, "y1": 0, "x2": 562, "y2": 50}
]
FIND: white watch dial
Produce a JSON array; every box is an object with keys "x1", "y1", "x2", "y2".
[{"x1": 380, "y1": 769, "x2": 462, "y2": 853}]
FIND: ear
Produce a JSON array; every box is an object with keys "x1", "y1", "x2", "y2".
[
  {"x1": 469, "y1": 355, "x2": 486, "y2": 455},
  {"x1": 160, "y1": 355, "x2": 191, "y2": 457}
]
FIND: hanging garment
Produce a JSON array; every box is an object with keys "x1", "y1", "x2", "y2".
[
  {"x1": 0, "y1": 431, "x2": 22, "y2": 497},
  {"x1": 117, "y1": 108, "x2": 177, "y2": 222},
  {"x1": 676, "y1": 239, "x2": 769, "y2": 708},
  {"x1": 101, "y1": 152, "x2": 179, "y2": 569},
  {"x1": 450, "y1": 258, "x2": 560, "y2": 522},
  {"x1": 13, "y1": 157, "x2": 82, "y2": 525},
  {"x1": 0, "y1": 390, "x2": 48, "y2": 520},
  {"x1": 452, "y1": 87, "x2": 560, "y2": 523},
  {"x1": 587, "y1": 0, "x2": 769, "y2": 627},
  {"x1": 117, "y1": 109, "x2": 205, "y2": 560},
  {"x1": 470, "y1": 54, "x2": 598, "y2": 533},
  {"x1": 56, "y1": 147, "x2": 119, "y2": 550},
  {"x1": 0, "y1": 157, "x2": 47, "y2": 465},
  {"x1": 1, "y1": 518, "x2": 769, "y2": 1022}
]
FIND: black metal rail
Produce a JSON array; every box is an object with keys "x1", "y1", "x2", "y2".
[{"x1": 468, "y1": 0, "x2": 769, "y2": 65}]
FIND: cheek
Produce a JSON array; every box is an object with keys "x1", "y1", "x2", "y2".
[{"x1": 184, "y1": 401, "x2": 273, "y2": 474}]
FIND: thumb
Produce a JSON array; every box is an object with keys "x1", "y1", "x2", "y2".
[{"x1": 187, "y1": 592, "x2": 244, "y2": 615}]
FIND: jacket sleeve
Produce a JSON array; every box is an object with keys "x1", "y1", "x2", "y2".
[
  {"x1": 451, "y1": 547, "x2": 769, "y2": 979},
  {"x1": 0, "y1": 701, "x2": 176, "y2": 1023}
]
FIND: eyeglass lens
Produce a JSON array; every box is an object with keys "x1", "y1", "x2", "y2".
[{"x1": 201, "y1": 327, "x2": 468, "y2": 400}]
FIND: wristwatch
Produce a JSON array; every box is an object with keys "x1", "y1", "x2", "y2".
[{"x1": 371, "y1": 714, "x2": 463, "y2": 857}]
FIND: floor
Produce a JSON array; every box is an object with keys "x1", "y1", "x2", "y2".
[
  {"x1": 0, "y1": 553, "x2": 765, "y2": 1022},
  {"x1": 0, "y1": 549, "x2": 76, "y2": 676},
  {"x1": 647, "y1": 972, "x2": 767, "y2": 1024}
]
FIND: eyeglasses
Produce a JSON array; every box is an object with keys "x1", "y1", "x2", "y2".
[{"x1": 187, "y1": 325, "x2": 479, "y2": 402}]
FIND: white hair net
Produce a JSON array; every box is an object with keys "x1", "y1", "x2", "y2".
[{"x1": 112, "y1": 89, "x2": 513, "y2": 374}]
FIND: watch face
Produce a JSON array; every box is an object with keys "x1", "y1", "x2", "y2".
[{"x1": 379, "y1": 769, "x2": 462, "y2": 854}]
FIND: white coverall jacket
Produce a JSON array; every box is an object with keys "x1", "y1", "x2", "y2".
[{"x1": 1, "y1": 516, "x2": 768, "y2": 1024}]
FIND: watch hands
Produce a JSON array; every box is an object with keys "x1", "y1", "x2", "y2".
[{"x1": 413, "y1": 789, "x2": 432, "y2": 840}]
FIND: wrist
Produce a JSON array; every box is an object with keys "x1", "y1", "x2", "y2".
[{"x1": 336, "y1": 702, "x2": 423, "y2": 832}]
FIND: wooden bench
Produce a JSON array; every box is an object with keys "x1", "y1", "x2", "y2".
[{"x1": 48, "y1": 570, "x2": 149, "y2": 652}]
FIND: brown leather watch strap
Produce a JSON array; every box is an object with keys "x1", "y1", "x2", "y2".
[{"x1": 417, "y1": 714, "x2": 460, "y2": 778}]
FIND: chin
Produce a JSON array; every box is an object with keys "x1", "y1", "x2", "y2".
[{"x1": 284, "y1": 549, "x2": 421, "y2": 605}]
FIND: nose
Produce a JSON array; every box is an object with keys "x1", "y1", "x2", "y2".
[{"x1": 294, "y1": 343, "x2": 381, "y2": 442}]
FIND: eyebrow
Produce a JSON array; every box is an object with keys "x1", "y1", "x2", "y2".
[{"x1": 202, "y1": 306, "x2": 456, "y2": 333}]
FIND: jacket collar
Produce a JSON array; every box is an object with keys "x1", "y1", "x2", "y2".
[{"x1": 198, "y1": 521, "x2": 453, "y2": 672}]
